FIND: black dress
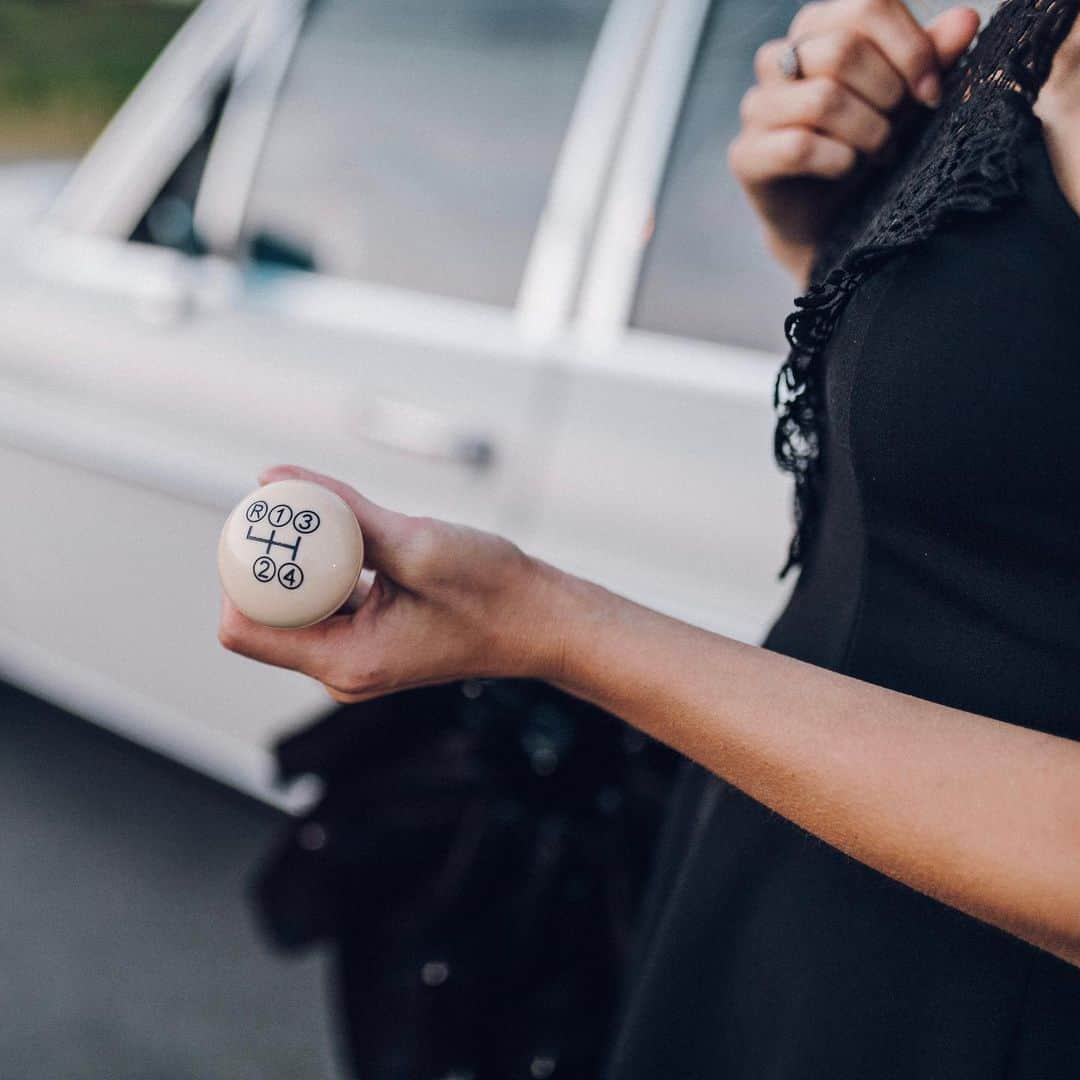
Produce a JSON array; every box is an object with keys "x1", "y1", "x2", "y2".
[{"x1": 605, "y1": 4, "x2": 1080, "y2": 1078}]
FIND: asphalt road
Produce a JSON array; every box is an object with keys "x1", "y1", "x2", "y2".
[{"x1": 0, "y1": 682, "x2": 339, "y2": 1079}]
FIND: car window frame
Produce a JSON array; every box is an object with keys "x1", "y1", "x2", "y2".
[
  {"x1": 576, "y1": 0, "x2": 712, "y2": 354},
  {"x1": 574, "y1": 0, "x2": 788, "y2": 370}
]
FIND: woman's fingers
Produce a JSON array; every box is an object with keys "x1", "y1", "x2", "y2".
[
  {"x1": 218, "y1": 593, "x2": 398, "y2": 699},
  {"x1": 763, "y1": 6, "x2": 982, "y2": 104},
  {"x1": 730, "y1": 2, "x2": 980, "y2": 275},
  {"x1": 217, "y1": 595, "x2": 356, "y2": 682},
  {"x1": 728, "y1": 127, "x2": 858, "y2": 183},
  {"x1": 741, "y1": 77, "x2": 891, "y2": 155},
  {"x1": 756, "y1": 30, "x2": 906, "y2": 112},
  {"x1": 756, "y1": 31, "x2": 907, "y2": 111},
  {"x1": 740, "y1": 3, "x2": 983, "y2": 191},
  {"x1": 925, "y1": 6, "x2": 982, "y2": 70},
  {"x1": 788, "y1": 0, "x2": 942, "y2": 106},
  {"x1": 221, "y1": 466, "x2": 552, "y2": 691}
]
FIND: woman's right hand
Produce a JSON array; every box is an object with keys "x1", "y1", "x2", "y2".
[
  {"x1": 729, "y1": 0, "x2": 981, "y2": 283},
  {"x1": 218, "y1": 465, "x2": 570, "y2": 703}
]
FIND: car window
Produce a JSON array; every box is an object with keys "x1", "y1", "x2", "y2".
[
  {"x1": 630, "y1": 0, "x2": 801, "y2": 354},
  {"x1": 243, "y1": 0, "x2": 611, "y2": 307}
]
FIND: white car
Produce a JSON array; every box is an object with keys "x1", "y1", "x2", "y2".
[{"x1": 0, "y1": 0, "x2": 797, "y2": 811}]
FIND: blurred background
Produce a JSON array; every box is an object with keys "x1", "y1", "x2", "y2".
[
  {"x1": 1, "y1": 1, "x2": 992, "y2": 161},
  {"x1": 0, "y1": 0, "x2": 991, "y2": 1076},
  {"x1": 0, "y1": 0, "x2": 193, "y2": 160}
]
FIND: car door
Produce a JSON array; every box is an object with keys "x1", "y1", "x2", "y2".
[
  {"x1": 532, "y1": 0, "x2": 801, "y2": 644},
  {"x1": 0, "y1": 0, "x2": 656, "y2": 805}
]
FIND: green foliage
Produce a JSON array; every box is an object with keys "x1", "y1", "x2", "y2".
[{"x1": 0, "y1": 1, "x2": 194, "y2": 156}]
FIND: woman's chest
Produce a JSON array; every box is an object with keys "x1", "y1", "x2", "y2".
[{"x1": 826, "y1": 158, "x2": 1080, "y2": 542}]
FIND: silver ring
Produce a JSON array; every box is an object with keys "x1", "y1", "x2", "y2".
[{"x1": 778, "y1": 40, "x2": 804, "y2": 81}]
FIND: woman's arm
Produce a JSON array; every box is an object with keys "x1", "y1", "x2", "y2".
[
  {"x1": 220, "y1": 466, "x2": 1080, "y2": 969},
  {"x1": 548, "y1": 570, "x2": 1080, "y2": 968}
]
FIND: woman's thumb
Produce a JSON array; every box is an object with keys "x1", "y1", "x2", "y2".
[{"x1": 927, "y1": 7, "x2": 981, "y2": 70}]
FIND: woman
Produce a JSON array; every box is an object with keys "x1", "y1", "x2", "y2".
[{"x1": 220, "y1": 0, "x2": 1080, "y2": 1075}]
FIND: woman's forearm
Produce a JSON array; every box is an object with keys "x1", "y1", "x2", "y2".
[{"x1": 537, "y1": 563, "x2": 1080, "y2": 967}]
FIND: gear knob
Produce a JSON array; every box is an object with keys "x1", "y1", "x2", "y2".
[{"x1": 218, "y1": 479, "x2": 365, "y2": 628}]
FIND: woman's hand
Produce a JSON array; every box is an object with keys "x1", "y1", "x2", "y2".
[
  {"x1": 218, "y1": 465, "x2": 565, "y2": 702},
  {"x1": 729, "y1": 0, "x2": 981, "y2": 283}
]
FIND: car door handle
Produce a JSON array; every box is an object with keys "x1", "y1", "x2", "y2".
[{"x1": 353, "y1": 396, "x2": 496, "y2": 470}]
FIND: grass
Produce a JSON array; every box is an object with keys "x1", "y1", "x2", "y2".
[{"x1": 0, "y1": 1, "x2": 194, "y2": 159}]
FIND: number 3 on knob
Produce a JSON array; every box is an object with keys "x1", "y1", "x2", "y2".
[{"x1": 294, "y1": 510, "x2": 320, "y2": 534}]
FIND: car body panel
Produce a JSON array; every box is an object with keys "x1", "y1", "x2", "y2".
[{"x1": 536, "y1": 330, "x2": 790, "y2": 644}]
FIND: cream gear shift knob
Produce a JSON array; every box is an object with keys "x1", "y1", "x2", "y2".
[{"x1": 218, "y1": 479, "x2": 365, "y2": 628}]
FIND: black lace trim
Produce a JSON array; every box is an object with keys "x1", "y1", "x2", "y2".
[{"x1": 775, "y1": 0, "x2": 1080, "y2": 577}]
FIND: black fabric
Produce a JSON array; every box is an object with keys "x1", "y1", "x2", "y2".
[
  {"x1": 605, "y1": 63, "x2": 1080, "y2": 1080},
  {"x1": 252, "y1": 681, "x2": 677, "y2": 1079},
  {"x1": 776, "y1": 0, "x2": 1080, "y2": 573}
]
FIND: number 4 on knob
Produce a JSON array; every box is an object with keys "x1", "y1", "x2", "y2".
[{"x1": 278, "y1": 562, "x2": 304, "y2": 590}]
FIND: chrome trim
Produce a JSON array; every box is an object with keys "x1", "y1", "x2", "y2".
[
  {"x1": 48, "y1": 0, "x2": 259, "y2": 238},
  {"x1": 576, "y1": 0, "x2": 712, "y2": 352},
  {"x1": 515, "y1": 0, "x2": 663, "y2": 341},
  {"x1": 193, "y1": 0, "x2": 309, "y2": 255}
]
